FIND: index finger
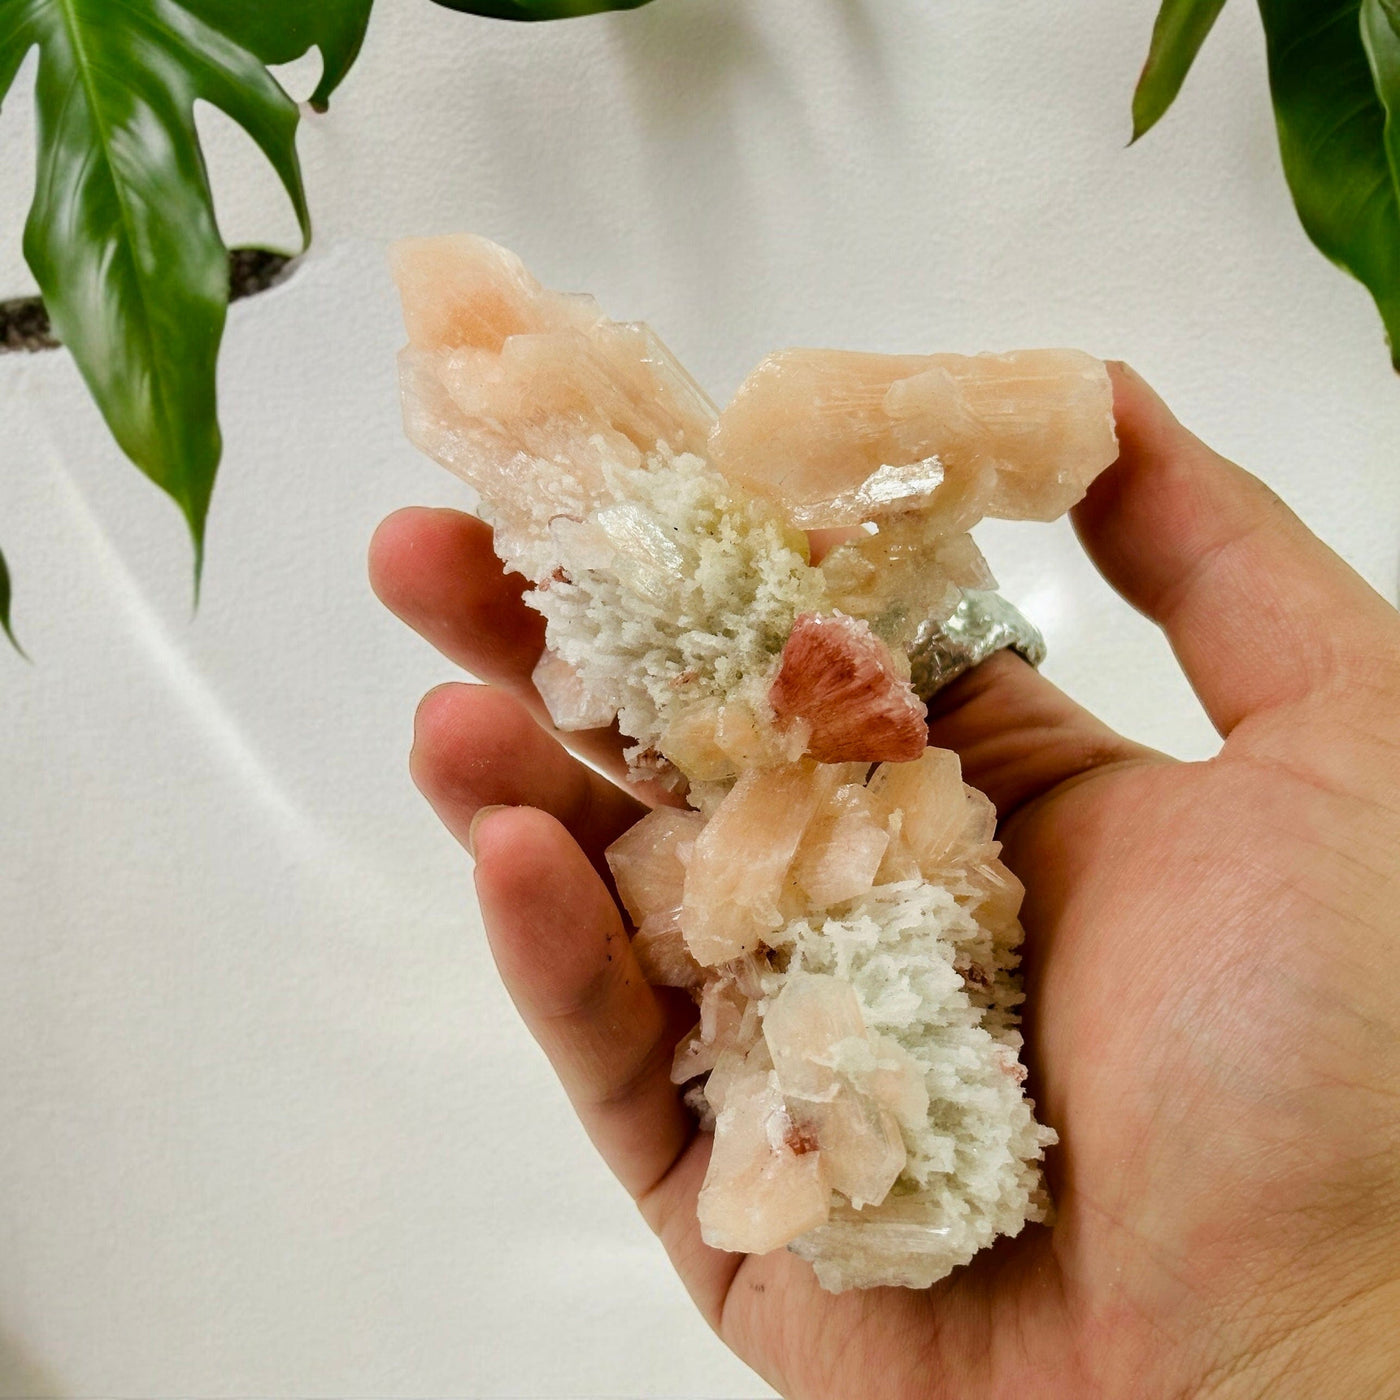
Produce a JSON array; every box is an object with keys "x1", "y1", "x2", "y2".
[{"x1": 369, "y1": 505, "x2": 644, "y2": 788}]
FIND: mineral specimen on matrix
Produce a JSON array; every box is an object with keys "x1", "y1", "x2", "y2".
[{"x1": 392, "y1": 234, "x2": 1118, "y2": 1291}]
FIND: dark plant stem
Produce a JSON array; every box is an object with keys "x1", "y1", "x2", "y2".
[{"x1": 0, "y1": 247, "x2": 294, "y2": 355}]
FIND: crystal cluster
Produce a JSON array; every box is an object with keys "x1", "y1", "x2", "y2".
[{"x1": 392, "y1": 235, "x2": 1118, "y2": 1290}]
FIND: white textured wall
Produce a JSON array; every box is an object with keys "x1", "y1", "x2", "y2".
[{"x1": 1, "y1": 2, "x2": 1397, "y2": 1396}]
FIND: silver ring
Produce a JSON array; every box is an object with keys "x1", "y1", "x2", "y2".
[{"x1": 908, "y1": 590, "x2": 1047, "y2": 701}]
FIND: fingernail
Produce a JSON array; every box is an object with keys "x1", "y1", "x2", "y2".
[{"x1": 466, "y1": 804, "x2": 508, "y2": 859}]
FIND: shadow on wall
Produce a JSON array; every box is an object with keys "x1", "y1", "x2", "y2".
[
  {"x1": 607, "y1": 0, "x2": 897, "y2": 197},
  {"x1": 0, "y1": 1319, "x2": 63, "y2": 1400},
  {"x1": 613, "y1": 0, "x2": 907, "y2": 366},
  {"x1": 595, "y1": 0, "x2": 906, "y2": 376},
  {"x1": 379, "y1": 0, "x2": 910, "y2": 364},
  {"x1": 614, "y1": 0, "x2": 889, "y2": 124}
]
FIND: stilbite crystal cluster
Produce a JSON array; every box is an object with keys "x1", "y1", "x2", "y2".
[{"x1": 392, "y1": 235, "x2": 1118, "y2": 1291}]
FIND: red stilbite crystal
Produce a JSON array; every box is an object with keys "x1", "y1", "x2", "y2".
[{"x1": 769, "y1": 613, "x2": 928, "y2": 764}]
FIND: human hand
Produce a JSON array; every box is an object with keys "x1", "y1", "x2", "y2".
[{"x1": 369, "y1": 365, "x2": 1400, "y2": 1399}]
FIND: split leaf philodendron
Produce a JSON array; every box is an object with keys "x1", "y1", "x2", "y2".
[
  {"x1": 1, "y1": 0, "x2": 313, "y2": 584},
  {"x1": 191, "y1": 0, "x2": 375, "y2": 111},
  {"x1": 0, "y1": 0, "x2": 653, "y2": 652}
]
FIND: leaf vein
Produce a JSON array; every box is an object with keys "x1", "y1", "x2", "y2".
[
  {"x1": 1274, "y1": 1, "x2": 1360, "y2": 64},
  {"x1": 1302, "y1": 91, "x2": 1382, "y2": 163},
  {"x1": 1352, "y1": 164, "x2": 1397, "y2": 220}
]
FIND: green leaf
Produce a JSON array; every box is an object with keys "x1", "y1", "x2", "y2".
[
  {"x1": 0, "y1": 545, "x2": 26, "y2": 659},
  {"x1": 191, "y1": 0, "x2": 374, "y2": 111},
  {"x1": 1131, "y1": 0, "x2": 1229, "y2": 141},
  {"x1": 0, "y1": 1, "x2": 311, "y2": 568},
  {"x1": 428, "y1": 0, "x2": 655, "y2": 21},
  {"x1": 1259, "y1": 0, "x2": 1400, "y2": 367}
]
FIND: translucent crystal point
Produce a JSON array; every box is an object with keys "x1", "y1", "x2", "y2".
[
  {"x1": 672, "y1": 974, "x2": 761, "y2": 1082},
  {"x1": 679, "y1": 763, "x2": 836, "y2": 965},
  {"x1": 696, "y1": 1066, "x2": 833, "y2": 1255},
  {"x1": 606, "y1": 806, "x2": 705, "y2": 925},
  {"x1": 533, "y1": 648, "x2": 615, "y2": 732},
  {"x1": 392, "y1": 235, "x2": 716, "y2": 583},
  {"x1": 791, "y1": 784, "x2": 890, "y2": 908},
  {"x1": 709, "y1": 347, "x2": 1116, "y2": 531},
  {"x1": 821, "y1": 522, "x2": 996, "y2": 650},
  {"x1": 788, "y1": 1196, "x2": 965, "y2": 1293},
  {"x1": 868, "y1": 748, "x2": 971, "y2": 872},
  {"x1": 764, "y1": 974, "x2": 906, "y2": 1208}
]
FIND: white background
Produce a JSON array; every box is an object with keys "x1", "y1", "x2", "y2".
[{"x1": 1, "y1": 1, "x2": 1398, "y2": 1396}]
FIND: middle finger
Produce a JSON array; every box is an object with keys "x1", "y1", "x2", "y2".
[{"x1": 412, "y1": 682, "x2": 649, "y2": 874}]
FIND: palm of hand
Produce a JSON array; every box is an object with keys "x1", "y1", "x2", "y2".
[
  {"x1": 707, "y1": 693, "x2": 1400, "y2": 1399},
  {"x1": 371, "y1": 366, "x2": 1400, "y2": 1399}
]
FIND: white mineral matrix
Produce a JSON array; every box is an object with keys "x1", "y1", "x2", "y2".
[{"x1": 392, "y1": 235, "x2": 1118, "y2": 1291}]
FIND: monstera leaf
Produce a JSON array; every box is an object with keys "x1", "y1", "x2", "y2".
[
  {"x1": 0, "y1": 0, "x2": 316, "y2": 575},
  {"x1": 1134, "y1": 0, "x2": 1400, "y2": 367},
  {"x1": 428, "y1": 0, "x2": 655, "y2": 19},
  {"x1": 0, "y1": 0, "x2": 675, "y2": 645},
  {"x1": 194, "y1": 0, "x2": 374, "y2": 111}
]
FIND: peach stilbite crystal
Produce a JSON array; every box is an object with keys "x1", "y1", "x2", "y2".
[
  {"x1": 696, "y1": 1065, "x2": 832, "y2": 1255},
  {"x1": 392, "y1": 234, "x2": 1114, "y2": 1291},
  {"x1": 631, "y1": 916, "x2": 703, "y2": 992},
  {"x1": 792, "y1": 784, "x2": 890, "y2": 907},
  {"x1": 392, "y1": 233, "x2": 715, "y2": 585},
  {"x1": 708, "y1": 350, "x2": 950, "y2": 528},
  {"x1": 679, "y1": 762, "x2": 839, "y2": 965},
  {"x1": 868, "y1": 748, "x2": 970, "y2": 870},
  {"x1": 605, "y1": 807, "x2": 704, "y2": 925},
  {"x1": 532, "y1": 649, "x2": 615, "y2": 732},
  {"x1": 671, "y1": 974, "x2": 762, "y2": 1083},
  {"x1": 763, "y1": 974, "x2": 907, "y2": 1209},
  {"x1": 708, "y1": 346, "x2": 1117, "y2": 531}
]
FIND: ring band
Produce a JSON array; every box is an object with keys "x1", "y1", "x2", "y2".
[{"x1": 908, "y1": 590, "x2": 1048, "y2": 701}]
